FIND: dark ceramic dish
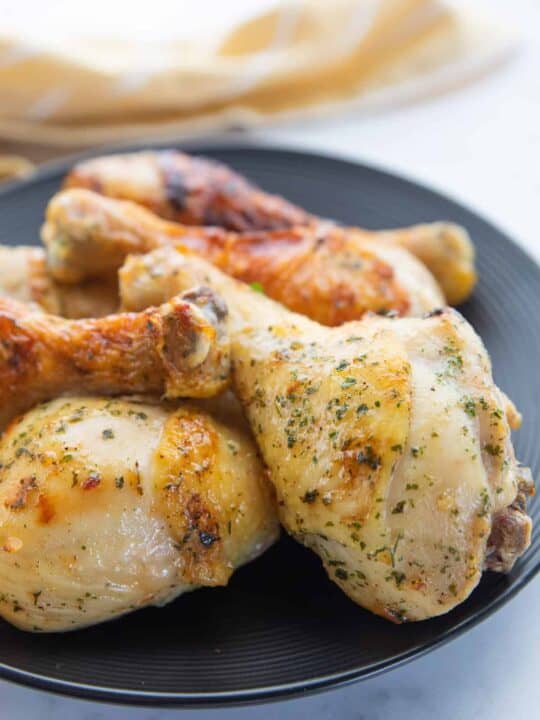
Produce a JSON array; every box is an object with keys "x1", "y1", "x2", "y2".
[{"x1": 0, "y1": 143, "x2": 538, "y2": 706}]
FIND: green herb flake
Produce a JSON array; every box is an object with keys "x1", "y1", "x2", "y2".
[
  {"x1": 356, "y1": 446, "x2": 381, "y2": 470},
  {"x1": 335, "y1": 404, "x2": 349, "y2": 420},
  {"x1": 249, "y1": 281, "x2": 265, "y2": 294},
  {"x1": 484, "y1": 443, "x2": 501, "y2": 457},
  {"x1": 302, "y1": 489, "x2": 319, "y2": 504},
  {"x1": 392, "y1": 500, "x2": 406, "y2": 514}
]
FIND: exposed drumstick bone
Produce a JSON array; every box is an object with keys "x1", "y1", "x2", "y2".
[
  {"x1": 42, "y1": 188, "x2": 445, "y2": 323},
  {"x1": 0, "y1": 288, "x2": 229, "y2": 429},
  {"x1": 64, "y1": 150, "x2": 476, "y2": 304}
]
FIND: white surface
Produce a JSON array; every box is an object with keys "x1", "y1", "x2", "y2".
[{"x1": 0, "y1": 0, "x2": 539, "y2": 717}]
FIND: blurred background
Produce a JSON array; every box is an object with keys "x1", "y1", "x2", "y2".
[
  {"x1": 0, "y1": 0, "x2": 538, "y2": 258},
  {"x1": 0, "y1": 1, "x2": 538, "y2": 718}
]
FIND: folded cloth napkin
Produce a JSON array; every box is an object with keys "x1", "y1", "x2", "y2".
[{"x1": 0, "y1": 0, "x2": 514, "y2": 178}]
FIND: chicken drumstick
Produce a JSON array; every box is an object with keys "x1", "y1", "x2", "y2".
[
  {"x1": 118, "y1": 247, "x2": 533, "y2": 622},
  {"x1": 43, "y1": 188, "x2": 444, "y2": 323},
  {"x1": 0, "y1": 288, "x2": 229, "y2": 429},
  {"x1": 0, "y1": 394, "x2": 278, "y2": 631},
  {"x1": 64, "y1": 150, "x2": 476, "y2": 304}
]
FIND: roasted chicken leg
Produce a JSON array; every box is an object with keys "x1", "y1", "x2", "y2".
[
  {"x1": 43, "y1": 188, "x2": 444, "y2": 322},
  {"x1": 0, "y1": 394, "x2": 279, "y2": 631},
  {"x1": 64, "y1": 150, "x2": 476, "y2": 304},
  {"x1": 0, "y1": 245, "x2": 118, "y2": 318},
  {"x1": 0, "y1": 289, "x2": 229, "y2": 429},
  {"x1": 119, "y1": 248, "x2": 533, "y2": 622}
]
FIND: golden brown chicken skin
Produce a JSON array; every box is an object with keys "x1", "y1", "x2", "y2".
[
  {"x1": 43, "y1": 189, "x2": 445, "y2": 323},
  {"x1": 0, "y1": 394, "x2": 279, "y2": 632},
  {"x1": 64, "y1": 149, "x2": 312, "y2": 230},
  {"x1": 64, "y1": 150, "x2": 476, "y2": 304},
  {"x1": 0, "y1": 289, "x2": 230, "y2": 429}
]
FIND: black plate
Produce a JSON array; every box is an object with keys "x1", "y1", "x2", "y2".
[{"x1": 0, "y1": 142, "x2": 538, "y2": 706}]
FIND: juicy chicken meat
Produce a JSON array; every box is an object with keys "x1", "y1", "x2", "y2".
[
  {"x1": 64, "y1": 150, "x2": 476, "y2": 304},
  {"x1": 0, "y1": 394, "x2": 279, "y2": 631},
  {"x1": 0, "y1": 245, "x2": 118, "y2": 318},
  {"x1": 0, "y1": 289, "x2": 229, "y2": 429},
  {"x1": 119, "y1": 247, "x2": 534, "y2": 622},
  {"x1": 43, "y1": 188, "x2": 444, "y2": 322}
]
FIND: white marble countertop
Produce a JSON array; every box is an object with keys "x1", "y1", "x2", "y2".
[{"x1": 1, "y1": 0, "x2": 539, "y2": 717}]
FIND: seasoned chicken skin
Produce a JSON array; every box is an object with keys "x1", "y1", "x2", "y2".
[
  {"x1": 64, "y1": 150, "x2": 476, "y2": 304},
  {"x1": 0, "y1": 289, "x2": 229, "y2": 429},
  {"x1": 119, "y1": 248, "x2": 533, "y2": 622},
  {"x1": 0, "y1": 245, "x2": 118, "y2": 318},
  {"x1": 43, "y1": 188, "x2": 444, "y2": 322},
  {"x1": 0, "y1": 395, "x2": 279, "y2": 632},
  {"x1": 64, "y1": 149, "x2": 312, "y2": 231}
]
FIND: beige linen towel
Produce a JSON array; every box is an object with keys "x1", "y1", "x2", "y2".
[{"x1": 0, "y1": 0, "x2": 514, "y2": 177}]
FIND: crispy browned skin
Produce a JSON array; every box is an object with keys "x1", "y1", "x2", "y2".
[
  {"x1": 43, "y1": 189, "x2": 448, "y2": 324},
  {"x1": 0, "y1": 289, "x2": 230, "y2": 429},
  {"x1": 64, "y1": 150, "x2": 476, "y2": 304},
  {"x1": 0, "y1": 245, "x2": 118, "y2": 318},
  {"x1": 64, "y1": 150, "x2": 312, "y2": 230}
]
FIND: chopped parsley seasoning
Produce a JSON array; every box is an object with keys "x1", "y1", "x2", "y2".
[
  {"x1": 227, "y1": 440, "x2": 238, "y2": 455},
  {"x1": 115, "y1": 476, "x2": 124, "y2": 489},
  {"x1": 387, "y1": 570, "x2": 406, "y2": 587},
  {"x1": 356, "y1": 403, "x2": 369, "y2": 415},
  {"x1": 335, "y1": 404, "x2": 349, "y2": 420},
  {"x1": 392, "y1": 500, "x2": 406, "y2": 514},
  {"x1": 341, "y1": 377, "x2": 357, "y2": 389},
  {"x1": 335, "y1": 567, "x2": 349, "y2": 580},
  {"x1": 442, "y1": 343, "x2": 464, "y2": 373},
  {"x1": 302, "y1": 489, "x2": 319, "y2": 504},
  {"x1": 102, "y1": 428, "x2": 114, "y2": 440},
  {"x1": 477, "y1": 488, "x2": 490, "y2": 517},
  {"x1": 463, "y1": 398, "x2": 476, "y2": 417},
  {"x1": 356, "y1": 446, "x2": 381, "y2": 470},
  {"x1": 484, "y1": 443, "x2": 501, "y2": 457},
  {"x1": 249, "y1": 281, "x2": 265, "y2": 294}
]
